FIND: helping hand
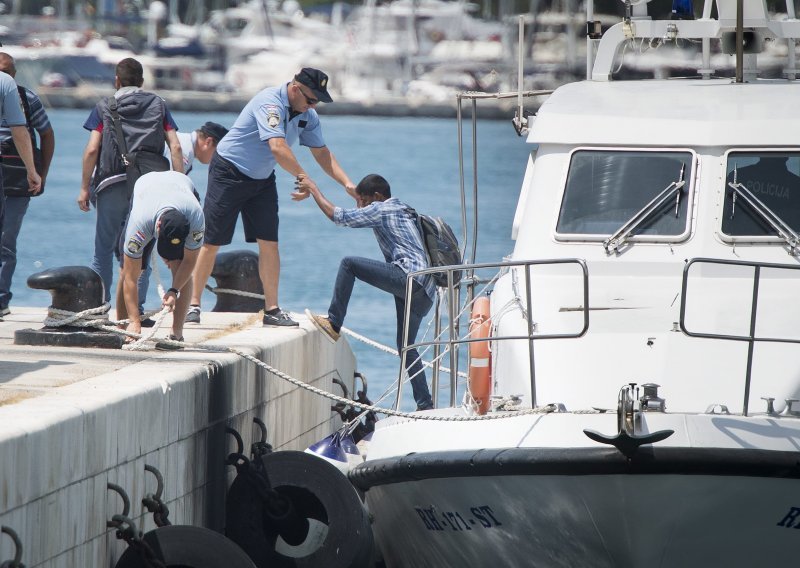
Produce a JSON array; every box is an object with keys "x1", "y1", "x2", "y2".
[{"x1": 291, "y1": 174, "x2": 312, "y2": 201}]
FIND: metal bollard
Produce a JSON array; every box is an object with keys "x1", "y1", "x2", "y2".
[
  {"x1": 14, "y1": 266, "x2": 124, "y2": 348},
  {"x1": 210, "y1": 250, "x2": 264, "y2": 312}
]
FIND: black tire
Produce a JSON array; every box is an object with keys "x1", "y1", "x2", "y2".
[
  {"x1": 226, "y1": 451, "x2": 374, "y2": 568},
  {"x1": 114, "y1": 525, "x2": 256, "y2": 568}
]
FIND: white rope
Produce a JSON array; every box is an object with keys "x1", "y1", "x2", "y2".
[
  {"x1": 150, "y1": 252, "x2": 166, "y2": 300},
  {"x1": 44, "y1": 303, "x2": 112, "y2": 327},
  {"x1": 121, "y1": 307, "x2": 171, "y2": 351},
  {"x1": 44, "y1": 303, "x2": 171, "y2": 347},
  {"x1": 341, "y1": 325, "x2": 469, "y2": 379},
  {"x1": 206, "y1": 286, "x2": 266, "y2": 300},
  {"x1": 37, "y1": 306, "x2": 594, "y2": 422}
]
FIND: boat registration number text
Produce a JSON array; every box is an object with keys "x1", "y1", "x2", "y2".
[{"x1": 414, "y1": 505, "x2": 502, "y2": 532}]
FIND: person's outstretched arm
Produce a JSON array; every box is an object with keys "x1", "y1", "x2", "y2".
[
  {"x1": 297, "y1": 174, "x2": 336, "y2": 220},
  {"x1": 310, "y1": 146, "x2": 356, "y2": 199}
]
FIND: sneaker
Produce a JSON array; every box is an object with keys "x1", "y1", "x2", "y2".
[
  {"x1": 0, "y1": 306, "x2": 9, "y2": 317},
  {"x1": 140, "y1": 317, "x2": 156, "y2": 328},
  {"x1": 155, "y1": 334, "x2": 184, "y2": 351},
  {"x1": 304, "y1": 309, "x2": 339, "y2": 343},
  {"x1": 262, "y1": 309, "x2": 299, "y2": 327},
  {"x1": 185, "y1": 305, "x2": 201, "y2": 324}
]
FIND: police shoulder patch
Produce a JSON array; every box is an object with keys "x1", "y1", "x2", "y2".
[{"x1": 127, "y1": 239, "x2": 142, "y2": 254}]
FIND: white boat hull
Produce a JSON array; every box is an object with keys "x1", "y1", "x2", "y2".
[{"x1": 354, "y1": 449, "x2": 800, "y2": 567}]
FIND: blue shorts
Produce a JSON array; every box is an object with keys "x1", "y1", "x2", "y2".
[{"x1": 204, "y1": 153, "x2": 278, "y2": 245}]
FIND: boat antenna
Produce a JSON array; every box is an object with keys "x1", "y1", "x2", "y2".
[
  {"x1": 735, "y1": 0, "x2": 743, "y2": 82},
  {"x1": 512, "y1": 14, "x2": 527, "y2": 137}
]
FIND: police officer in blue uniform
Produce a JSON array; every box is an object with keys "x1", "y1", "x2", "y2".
[{"x1": 186, "y1": 68, "x2": 356, "y2": 326}]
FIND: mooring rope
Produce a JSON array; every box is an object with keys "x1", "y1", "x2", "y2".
[
  {"x1": 39, "y1": 305, "x2": 593, "y2": 422},
  {"x1": 205, "y1": 285, "x2": 266, "y2": 300}
]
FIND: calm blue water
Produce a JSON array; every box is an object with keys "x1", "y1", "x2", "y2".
[{"x1": 12, "y1": 108, "x2": 531, "y2": 407}]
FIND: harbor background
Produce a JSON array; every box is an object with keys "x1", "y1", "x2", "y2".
[{"x1": 9, "y1": 109, "x2": 532, "y2": 409}]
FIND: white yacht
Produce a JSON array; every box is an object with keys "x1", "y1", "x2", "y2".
[{"x1": 349, "y1": 1, "x2": 800, "y2": 566}]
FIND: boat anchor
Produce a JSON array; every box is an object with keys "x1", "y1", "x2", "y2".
[{"x1": 583, "y1": 383, "x2": 674, "y2": 458}]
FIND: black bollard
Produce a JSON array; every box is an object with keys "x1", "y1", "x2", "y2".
[
  {"x1": 211, "y1": 250, "x2": 264, "y2": 312},
  {"x1": 14, "y1": 266, "x2": 124, "y2": 348}
]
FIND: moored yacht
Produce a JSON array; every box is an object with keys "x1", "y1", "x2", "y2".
[{"x1": 350, "y1": 1, "x2": 800, "y2": 566}]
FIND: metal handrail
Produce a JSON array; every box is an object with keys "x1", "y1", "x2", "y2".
[
  {"x1": 679, "y1": 257, "x2": 800, "y2": 416},
  {"x1": 396, "y1": 258, "x2": 590, "y2": 411}
]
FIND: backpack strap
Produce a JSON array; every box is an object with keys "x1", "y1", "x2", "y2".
[
  {"x1": 14, "y1": 85, "x2": 38, "y2": 146},
  {"x1": 107, "y1": 96, "x2": 130, "y2": 166},
  {"x1": 16, "y1": 85, "x2": 32, "y2": 127}
]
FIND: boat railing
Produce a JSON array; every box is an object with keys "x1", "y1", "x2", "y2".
[
  {"x1": 455, "y1": 89, "x2": 551, "y2": 270},
  {"x1": 680, "y1": 257, "x2": 800, "y2": 417},
  {"x1": 396, "y1": 258, "x2": 589, "y2": 410}
]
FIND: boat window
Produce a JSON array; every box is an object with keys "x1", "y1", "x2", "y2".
[
  {"x1": 721, "y1": 152, "x2": 800, "y2": 238},
  {"x1": 556, "y1": 150, "x2": 694, "y2": 240}
]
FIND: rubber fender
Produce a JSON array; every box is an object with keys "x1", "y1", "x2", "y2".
[
  {"x1": 226, "y1": 450, "x2": 374, "y2": 568},
  {"x1": 114, "y1": 524, "x2": 256, "y2": 567}
]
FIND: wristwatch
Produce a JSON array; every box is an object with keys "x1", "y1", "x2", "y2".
[{"x1": 167, "y1": 287, "x2": 180, "y2": 297}]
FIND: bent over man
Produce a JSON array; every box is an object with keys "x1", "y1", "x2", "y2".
[
  {"x1": 299, "y1": 173, "x2": 436, "y2": 411},
  {"x1": 186, "y1": 67, "x2": 355, "y2": 327},
  {"x1": 117, "y1": 171, "x2": 204, "y2": 347}
]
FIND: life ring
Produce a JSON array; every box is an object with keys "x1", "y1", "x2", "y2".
[{"x1": 469, "y1": 296, "x2": 492, "y2": 415}]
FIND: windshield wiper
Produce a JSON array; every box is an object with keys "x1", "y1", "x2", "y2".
[
  {"x1": 728, "y1": 166, "x2": 800, "y2": 255},
  {"x1": 603, "y1": 163, "x2": 686, "y2": 254}
]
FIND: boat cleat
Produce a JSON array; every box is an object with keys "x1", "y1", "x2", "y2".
[
  {"x1": 761, "y1": 396, "x2": 779, "y2": 416},
  {"x1": 705, "y1": 404, "x2": 730, "y2": 415},
  {"x1": 780, "y1": 398, "x2": 800, "y2": 417}
]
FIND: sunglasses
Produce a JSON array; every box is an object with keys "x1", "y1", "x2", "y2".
[{"x1": 295, "y1": 83, "x2": 319, "y2": 106}]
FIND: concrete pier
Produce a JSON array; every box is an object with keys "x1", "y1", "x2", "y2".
[{"x1": 0, "y1": 308, "x2": 356, "y2": 566}]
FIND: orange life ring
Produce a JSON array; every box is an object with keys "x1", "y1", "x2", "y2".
[{"x1": 468, "y1": 296, "x2": 492, "y2": 415}]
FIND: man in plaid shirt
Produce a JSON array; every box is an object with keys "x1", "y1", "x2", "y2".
[{"x1": 298, "y1": 173, "x2": 436, "y2": 411}]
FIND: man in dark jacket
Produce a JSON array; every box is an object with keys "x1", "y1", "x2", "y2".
[{"x1": 76, "y1": 57, "x2": 183, "y2": 306}]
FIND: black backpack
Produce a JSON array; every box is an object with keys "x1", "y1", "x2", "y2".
[
  {"x1": 1, "y1": 85, "x2": 44, "y2": 197},
  {"x1": 108, "y1": 96, "x2": 170, "y2": 192},
  {"x1": 407, "y1": 207, "x2": 462, "y2": 287}
]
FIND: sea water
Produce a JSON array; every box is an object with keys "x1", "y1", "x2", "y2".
[{"x1": 11, "y1": 108, "x2": 532, "y2": 409}]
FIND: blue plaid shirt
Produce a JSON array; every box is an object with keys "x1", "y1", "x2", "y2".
[{"x1": 333, "y1": 197, "x2": 436, "y2": 300}]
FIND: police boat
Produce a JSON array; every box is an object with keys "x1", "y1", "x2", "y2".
[{"x1": 348, "y1": 1, "x2": 800, "y2": 566}]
